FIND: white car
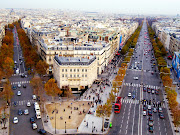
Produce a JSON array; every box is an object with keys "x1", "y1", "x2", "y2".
[
  {"x1": 24, "y1": 109, "x2": 29, "y2": 115},
  {"x1": 128, "y1": 93, "x2": 132, "y2": 97},
  {"x1": 27, "y1": 102, "x2": 31, "y2": 107},
  {"x1": 134, "y1": 77, "x2": 139, "y2": 80},
  {"x1": 32, "y1": 95, "x2": 36, "y2": 100},
  {"x1": 17, "y1": 83, "x2": 21, "y2": 88},
  {"x1": 14, "y1": 61, "x2": 17, "y2": 64},
  {"x1": 32, "y1": 123, "x2": 37, "y2": 129},
  {"x1": 143, "y1": 111, "x2": 146, "y2": 116},
  {"x1": 148, "y1": 105, "x2": 151, "y2": 110},
  {"x1": 17, "y1": 91, "x2": 21, "y2": 96},
  {"x1": 13, "y1": 117, "x2": 18, "y2": 124}
]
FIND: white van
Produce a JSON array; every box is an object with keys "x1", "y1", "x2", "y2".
[{"x1": 35, "y1": 110, "x2": 41, "y2": 119}]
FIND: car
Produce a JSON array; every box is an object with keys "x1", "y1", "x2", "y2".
[
  {"x1": 132, "y1": 94, "x2": 135, "y2": 99},
  {"x1": 17, "y1": 91, "x2": 21, "y2": 96},
  {"x1": 24, "y1": 109, "x2": 29, "y2": 115},
  {"x1": 143, "y1": 111, "x2": 146, "y2": 116},
  {"x1": 17, "y1": 83, "x2": 21, "y2": 88},
  {"x1": 147, "y1": 89, "x2": 151, "y2": 93},
  {"x1": 37, "y1": 129, "x2": 46, "y2": 134},
  {"x1": 149, "y1": 126, "x2": 153, "y2": 133},
  {"x1": 32, "y1": 95, "x2": 36, "y2": 100},
  {"x1": 18, "y1": 109, "x2": 23, "y2": 115},
  {"x1": 153, "y1": 108, "x2": 157, "y2": 113},
  {"x1": 104, "y1": 121, "x2": 109, "y2": 128},
  {"x1": 12, "y1": 85, "x2": 17, "y2": 90},
  {"x1": 159, "y1": 113, "x2": 164, "y2": 119},
  {"x1": 25, "y1": 75, "x2": 28, "y2": 78},
  {"x1": 21, "y1": 74, "x2": 25, "y2": 78},
  {"x1": 148, "y1": 105, "x2": 151, "y2": 110},
  {"x1": 155, "y1": 90, "x2": 159, "y2": 95},
  {"x1": 23, "y1": 85, "x2": 26, "y2": 88},
  {"x1": 13, "y1": 117, "x2": 18, "y2": 124},
  {"x1": 27, "y1": 102, "x2": 31, "y2": 107},
  {"x1": 32, "y1": 123, "x2": 38, "y2": 130},
  {"x1": 30, "y1": 117, "x2": 35, "y2": 123},
  {"x1": 148, "y1": 110, "x2": 152, "y2": 116},
  {"x1": 151, "y1": 89, "x2": 155, "y2": 94},
  {"x1": 158, "y1": 107, "x2": 163, "y2": 113},
  {"x1": 149, "y1": 121, "x2": 153, "y2": 126},
  {"x1": 149, "y1": 117, "x2": 153, "y2": 121},
  {"x1": 14, "y1": 61, "x2": 17, "y2": 64},
  {"x1": 128, "y1": 93, "x2": 131, "y2": 97},
  {"x1": 134, "y1": 77, "x2": 138, "y2": 80},
  {"x1": 13, "y1": 101, "x2": 17, "y2": 107},
  {"x1": 143, "y1": 106, "x2": 146, "y2": 111},
  {"x1": 143, "y1": 87, "x2": 147, "y2": 92}
]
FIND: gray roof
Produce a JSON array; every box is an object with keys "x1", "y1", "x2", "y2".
[{"x1": 54, "y1": 55, "x2": 96, "y2": 66}]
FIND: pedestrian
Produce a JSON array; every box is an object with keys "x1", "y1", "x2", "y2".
[
  {"x1": 86, "y1": 122, "x2": 88, "y2": 127},
  {"x1": 71, "y1": 111, "x2": 72, "y2": 114}
]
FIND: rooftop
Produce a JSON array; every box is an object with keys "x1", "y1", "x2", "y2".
[{"x1": 54, "y1": 55, "x2": 96, "y2": 66}]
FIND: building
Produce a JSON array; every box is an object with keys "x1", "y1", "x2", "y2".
[
  {"x1": 53, "y1": 55, "x2": 97, "y2": 93},
  {"x1": 172, "y1": 52, "x2": 180, "y2": 82},
  {"x1": 169, "y1": 35, "x2": 180, "y2": 55}
]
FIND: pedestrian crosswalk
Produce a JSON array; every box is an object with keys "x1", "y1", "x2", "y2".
[
  {"x1": 11, "y1": 99, "x2": 35, "y2": 106},
  {"x1": 12, "y1": 73, "x2": 23, "y2": 76},
  {"x1": 11, "y1": 81, "x2": 30, "y2": 85},
  {"x1": 123, "y1": 83, "x2": 160, "y2": 89},
  {"x1": 121, "y1": 98, "x2": 139, "y2": 104}
]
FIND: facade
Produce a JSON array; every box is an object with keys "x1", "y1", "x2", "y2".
[
  {"x1": 172, "y1": 52, "x2": 180, "y2": 82},
  {"x1": 0, "y1": 26, "x2": 5, "y2": 47},
  {"x1": 169, "y1": 36, "x2": 180, "y2": 55},
  {"x1": 53, "y1": 55, "x2": 97, "y2": 92}
]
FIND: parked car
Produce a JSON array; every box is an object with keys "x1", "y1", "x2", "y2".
[
  {"x1": 37, "y1": 129, "x2": 46, "y2": 134},
  {"x1": 17, "y1": 83, "x2": 21, "y2": 88},
  {"x1": 128, "y1": 93, "x2": 132, "y2": 97},
  {"x1": 32, "y1": 123, "x2": 37, "y2": 129},
  {"x1": 153, "y1": 108, "x2": 157, "y2": 113},
  {"x1": 23, "y1": 85, "x2": 26, "y2": 88},
  {"x1": 149, "y1": 126, "x2": 153, "y2": 133}
]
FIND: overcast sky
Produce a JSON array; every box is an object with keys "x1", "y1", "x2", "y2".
[{"x1": 1, "y1": 0, "x2": 180, "y2": 15}]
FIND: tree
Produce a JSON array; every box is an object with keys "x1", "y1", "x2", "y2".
[
  {"x1": 30, "y1": 76, "x2": 44, "y2": 97},
  {"x1": 162, "y1": 76, "x2": 172, "y2": 87},
  {"x1": 35, "y1": 60, "x2": 49, "y2": 77},
  {"x1": 2, "y1": 57, "x2": 14, "y2": 78},
  {"x1": 96, "y1": 102, "x2": 112, "y2": 132},
  {"x1": 173, "y1": 107, "x2": 180, "y2": 132},
  {"x1": 0, "y1": 80, "x2": 14, "y2": 103},
  {"x1": 8, "y1": 24, "x2": 14, "y2": 30},
  {"x1": 44, "y1": 79, "x2": 62, "y2": 101}
]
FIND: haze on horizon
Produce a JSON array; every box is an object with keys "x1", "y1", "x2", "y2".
[{"x1": 1, "y1": 0, "x2": 180, "y2": 16}]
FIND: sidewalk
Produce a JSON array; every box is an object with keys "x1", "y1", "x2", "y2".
[{"x1": 0, "y1": 106, "x2": 10, "y2": 135}]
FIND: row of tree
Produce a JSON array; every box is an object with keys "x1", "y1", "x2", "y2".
[
  {"x1": 120, "y1": 25, "x2": 142, "y2": 55},
  {"x1": 0, "y1": 24, "x2": 15, "y2": 104},
  {"x1": 147, "y1": 22, "x2": 179, "y2": 130}
]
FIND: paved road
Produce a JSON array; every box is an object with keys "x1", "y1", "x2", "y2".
[
  {"x1": 108, "y1": 19, "x2": 173, "y2": 135},
  {"x1": 9, "y1": 27, "x2": 51, "y2": 135}
]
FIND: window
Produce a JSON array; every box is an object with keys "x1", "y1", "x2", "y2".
[
  {"x1": 77, "y1": 74, "x2": 79, "y2": 77},
  {"x1": 70, "y1": 74, "x2": 72, "y2": 77},
  {"x1": 77, "y1": 69, "x2": 79, "y2": 72},
  {"x1": 82, "y1": 74, "x2": 84, "y2": 77},
  {"x1": 85, "y1": 74, "x2": 87, "y2": 77},
  {"x1": 74, "y1": 69, "x2": 76, "y2": 72},
  {"x1": 65, "y1": 74, "x2": 67, "y2": 77},
  {"x1": 74, "y1": 74, "x2": 76, "y2": 77},
  {"x1": 70, "y1": 69, "x2": 72, "y2": 72},
  {"x1": 62, "y1": 74, "x2": 64, "y2": 77},
  {"x1": 85, "y1": 69, "x2": 87, "y2": 72},
  {"x1": 65, "y1": 69, "x2": 67, "y2": 72},
  {"x1": 62, "y1": 69, "x2": 64, "y2": 72},
  {"x1": 82, "y1": 69, "x2": 84, "y2": 72}
]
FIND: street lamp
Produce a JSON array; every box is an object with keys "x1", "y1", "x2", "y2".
[
  {"x1": 92, "y1": 121, "x2": 94, "y2": 133},
  {"x1": 65, "y1": 121, "x2": 66, "y2": 133}
]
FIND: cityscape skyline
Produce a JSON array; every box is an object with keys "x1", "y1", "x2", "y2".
[{"x1": 1, "y1": 0, "x2": 180, "y2": 16}]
